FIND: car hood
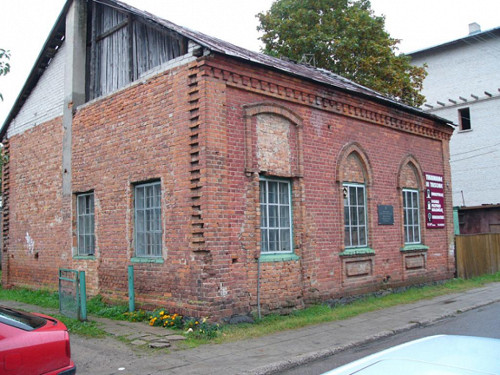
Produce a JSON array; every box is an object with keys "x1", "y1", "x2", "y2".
[{"x1": 323, "y1": 335, "x2": 500, "y2": 375}]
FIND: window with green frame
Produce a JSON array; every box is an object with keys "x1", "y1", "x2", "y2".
[
  {"x1": 343, "y1": 183, "x2": 367, "y2": 248},
  {"x1": 259, "y1": 178, "x2": 293, "y2": 254},
  {"x1": 134, "y1": 181, "x2": 162, "y2": 257},
  {"x1": 403, "y1": 188, "x2": 421, "y2": 244}
]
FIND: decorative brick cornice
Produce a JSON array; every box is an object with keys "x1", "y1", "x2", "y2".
[{"x1": 199, "y1": 62, "x2": 453, "y2": 141}]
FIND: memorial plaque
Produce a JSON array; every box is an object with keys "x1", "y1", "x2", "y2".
[{"x1": 378, "y1": 205, "x2": 394, "y2": 225}]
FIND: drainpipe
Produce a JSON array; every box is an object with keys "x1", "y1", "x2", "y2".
[
  {"x1": 128, "y1": 265, "x2": 135, "y2": 312},
  {"x1": 257, "y1": 257, "x2": 261, "y2": 320}
]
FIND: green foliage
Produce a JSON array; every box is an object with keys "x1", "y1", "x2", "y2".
[
  {"x1": 257, "y1": 0, "x2": 427, "y2": 107},
  {"x1": 0, "y1": 48, "x2": 11, "y2": 102},
  {"x1": 184, "y1": 317, "x2": 220, "y2": 339},
  {"x1": 0, "y1": 286, "x2": 59, "y2": 308},
  {"x1": 123, "y1": 309, "x2": 149, "y2": 322},
  {"x1": 56, "y1": 314, "x2": 107, "y2": 338},
  {"x1": 86, "y1": 295, "x2": 128, "y2": 319}
]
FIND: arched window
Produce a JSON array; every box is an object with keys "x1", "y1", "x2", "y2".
[
  {"x1": 337, "y1": 144, "x2": 372, "y2": 250},
  {"x1": 398, "y1": 157, "x2": 424, "y2": 246}
]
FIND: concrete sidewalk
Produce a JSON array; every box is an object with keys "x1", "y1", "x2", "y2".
[{"x1": 2, "y1": 282, "x2": 500, "y2": 374}]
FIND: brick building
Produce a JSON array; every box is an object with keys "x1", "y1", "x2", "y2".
[{"x1": 1, "y1": 0, "x2": 455, "y2": 320}]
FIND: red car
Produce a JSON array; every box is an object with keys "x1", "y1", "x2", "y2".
[{"x1": 0, "y1": 305, "x2": 76, "y2": 375}]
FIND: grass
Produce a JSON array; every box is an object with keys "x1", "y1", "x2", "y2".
[
  {"x1": 1, "y1": 271, "x2": 499, "y2": 345},
  {"x1": 214, "y1": 272, "x2": 500, "y2": 343}
]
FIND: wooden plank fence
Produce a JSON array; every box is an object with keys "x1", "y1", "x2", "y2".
[{"x1": 456, "y1": 233, "x2": 500, "y2": 279}]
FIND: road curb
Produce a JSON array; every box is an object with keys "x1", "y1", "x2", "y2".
[{"x1": 246, "y1": 297, "x2": 500, "y2": 375}]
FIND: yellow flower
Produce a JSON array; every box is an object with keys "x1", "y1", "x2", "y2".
[
  {"x1": 195, "y1": 321, "x2": 199, "y2": 325},
  {"x1": 159, "y1": 310, "x2": 164, "y2": 316}
]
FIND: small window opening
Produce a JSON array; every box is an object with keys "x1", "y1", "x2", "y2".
[{"x1": 459, "y1": 108, "x2": 471, "y2": 131}]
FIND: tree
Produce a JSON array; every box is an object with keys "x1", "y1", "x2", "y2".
[
  {"x1": 0, "y1": 48, "x2": 11, "y2": 101},
  {"x1": 257, "y1": 0, "x2": 427, "y2": 107}
]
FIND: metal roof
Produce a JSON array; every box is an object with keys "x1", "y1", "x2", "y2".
[
  {"x1": 408, "y1": 26, "x2": 500, "y2": 57},
  {"x1": 1, "y1": 0, "x2": 452, "y2": 139}
]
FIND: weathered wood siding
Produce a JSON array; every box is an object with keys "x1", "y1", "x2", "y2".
[
  {"x1": 456, "y1": 234, "x2": 500, "y2": 278},
  {"x1": 89, "y1": 2, "x2": 187, "y2": 99}
]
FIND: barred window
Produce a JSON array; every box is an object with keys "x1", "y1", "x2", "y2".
[
  {"x1": 77, "y1": 192, "x2": 95, "y2": 256},
  {"x1": 260, "y1": 178, "x2": 292, "y2": 254},
  {"x1": 343, "y1": 184, "x2": 367, "y2": 248},
  {"x1": 135, "y1": 181, "x2": 162, "y2": 257},
  {"x1": 403, "y1": 189, "x2": 421, "y2": 244}
]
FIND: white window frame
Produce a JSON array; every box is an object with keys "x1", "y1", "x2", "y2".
[
  {"x1": 76, "y1": 192, "x2": 95, "y2": 256},
  {"x1": 343, "y1": 183, "x2": 368, "y2": 248},
  {"x1": 259, "y1": 178, "x2": 293, "y2": 254},
  {"x1": 403, "y1": 188, "x2": 421, "y2": 244},
  {"x1": 134, "y1": 181, "x2": 162, "y2": 257}
]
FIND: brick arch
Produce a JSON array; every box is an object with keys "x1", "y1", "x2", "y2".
[
  {"x1": 336, "y1": 142, "x2": 373, "y2": 186},
  {"x1": 397, "y1": 154, "x2": 424, "y2": 190},
  {"x1": 243, "y1": 102, "x2": 304, "y2": 177},
  {"x1": 243, "y1": 102, "x2": 303, "y2": 128}
]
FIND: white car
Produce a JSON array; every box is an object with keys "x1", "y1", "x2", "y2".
[{"x1": 323, "y1": 335, "x2": 500, "y2": 375}]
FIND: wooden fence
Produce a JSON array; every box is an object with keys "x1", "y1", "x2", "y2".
[{"x1": 455, "y1": 233, "x2": 500, "y2": 279}]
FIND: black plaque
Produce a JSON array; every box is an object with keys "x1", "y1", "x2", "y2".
[{"x1": 378, "y1": 205, "x2": 394, "y2": 225}]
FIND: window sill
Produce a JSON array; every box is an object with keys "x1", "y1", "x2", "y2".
[
  {"x1": 339, "y1": 247, "x2": 375, "y2": 257},
  {"x1": 131, "y1": 257, "x2": 164, "y2": 264},
  {"x1": 73, "y1": 255, "x2": 96, "y2": 260},
  {"x1": 259, "y1": 253, "x2": 300, "y2": 262},
  {"x1": 400, "y1": 244, "x2": 429, "y2": 252}
]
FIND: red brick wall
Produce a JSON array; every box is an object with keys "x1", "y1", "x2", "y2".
[
  {"x1": 197, "y1": 54, "x2": 454, "y2": 315},
  {"x1": 3, "y1": 53, "x2": 454, "y2": 320},
  {"x1": 2, "y1": 117, "x2": 67, "y2": 289}
]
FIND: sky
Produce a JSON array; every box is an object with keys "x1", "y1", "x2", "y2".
[{"x1": 1, "y1": 0, "x2": 499, "y2": 125}]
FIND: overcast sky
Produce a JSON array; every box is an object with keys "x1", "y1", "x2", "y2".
[{"x1": 1, "y1": 0, "x2": 499, "y2": 125}]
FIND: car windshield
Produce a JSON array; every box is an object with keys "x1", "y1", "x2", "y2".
[{"x1": 0, "y1": 306, "x2": 47, "y2": 331}]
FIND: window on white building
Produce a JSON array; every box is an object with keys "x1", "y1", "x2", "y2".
[{"x1": 459, "y1": 107, "x2": 471, "y2": 131}]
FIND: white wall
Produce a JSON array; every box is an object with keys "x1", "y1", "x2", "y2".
[
  {"x1": 412, "y1": 36, "x2": 500, "y2": 108},
  {"x1": 430, "y1": 99, "x2": 500, "y2": 207},
  {"x1": 7, "y1": 43, "x2": 65, "y2": 138},
  {"x1": 411, "y1": 31, "x2": 500, "y2": 207}
]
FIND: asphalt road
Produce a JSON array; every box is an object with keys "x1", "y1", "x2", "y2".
[{"x1": 279, "y1": 301, "x2": 500, "y2": 375}]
